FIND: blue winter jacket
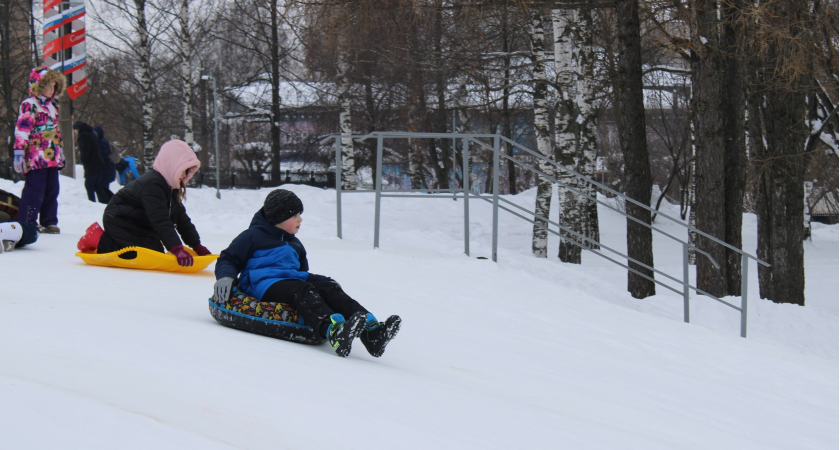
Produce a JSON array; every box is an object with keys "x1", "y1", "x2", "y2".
[{"x1": 215, "y1": 209, "x2": 314, "y2": 300}]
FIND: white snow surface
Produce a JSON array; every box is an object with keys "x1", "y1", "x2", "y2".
[{"x1": 1, "y1": 170, "x2": 837, "y2": 449}]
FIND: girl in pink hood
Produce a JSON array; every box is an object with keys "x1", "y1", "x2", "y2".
[{"x1": 77, "y1": 140, "x2": 211, "y2": 267}]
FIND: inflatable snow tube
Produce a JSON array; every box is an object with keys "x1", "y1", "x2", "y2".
[
  {"x1": 76, "y1": 246, "x2": 218, "y2": 273},
  {"x1": 209, "y1": 286, "x2": 326, "y2": 345}
]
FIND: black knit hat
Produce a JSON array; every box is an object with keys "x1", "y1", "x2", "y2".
[{"x1": 263, "y1": 189, "x2": 303, "y2": 225}]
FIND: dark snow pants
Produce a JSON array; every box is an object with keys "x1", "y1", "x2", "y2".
[
  {"x1": 85, "y1": 172, "x2": 110, "y2": 204},
  {"x1": 263, "y1": 279, "x2": 369, "y2": 338},
  {"x1": 17, "y1": 167, "x2": 59, "y2": 226},
  {"x1": 14, "y1": 222, "x2": 39, "y2": 248}
]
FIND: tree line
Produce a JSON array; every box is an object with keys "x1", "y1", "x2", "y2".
[{"x1": 0, "y1": 0, "x2": 836, "y2": 304}]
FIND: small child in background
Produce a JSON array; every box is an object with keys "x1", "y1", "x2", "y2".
[
  {"x1": 0, "y1": 189, "x2": 39, "y2": 253},
  {"x1": 0, "y1": 222, "x2": 38, "y2": 253},
  {"x1": 214, "y1": 189, "x2": 401, "y2": 358}
]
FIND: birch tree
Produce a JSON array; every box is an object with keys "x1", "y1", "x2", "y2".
[
  {"x1": 135, "y1": 0, "x2": 155, "y2": 168},
  {"x1": 178, "y1": 0, "x2": 194, "y2": 148},
  {"x1": 575, "y1": 4, "x2": 600, "y2": 251},
  {"x1": 528, "y1": 9, "x2": 554, "y2": 258},
  {"x1": 553, "y1": 5, "x2": 601, "y2": 263},
  {"x1": 553, "y1": 8, "x2": 583, "y2": 263},
  {"x1": 336, "y1": 43, "x2": 357, "y2": 189}
]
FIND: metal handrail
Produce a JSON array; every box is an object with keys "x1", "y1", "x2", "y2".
[
  {"x1": 494, "y1": 134, "x2": 769, "y2": 267},
  {"x1": 467, "y1": 137, "x2": 722, "y2": 269},
  {"x1": 321, "y1": 132, "x2": 763, "y2": 337}
]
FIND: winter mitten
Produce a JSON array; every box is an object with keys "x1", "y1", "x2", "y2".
[
  {"x1": 0, "y1": 222, "x2": 23, "y2": 253},
  {"x1": 327, "y1": 312, "x2": 367, "y2": 357},
  {"x1": 77, "y1": 222, "x2": 104, "y2": 253},
  {"x1": 214, "y1": 277, "x2": 235, "y2": 302},
  {"x1": 192, "y1": 244, "x2": 211, "y2": 256},
  {"x1": 13, "y1": 155, "x2": 23, "y2": 174},
  {"x1": 360, "y1": 314, "x2": 402, "y2": 358},
  {"x1": 170, "y1": 244, "x2": 194, "y2": 267}
]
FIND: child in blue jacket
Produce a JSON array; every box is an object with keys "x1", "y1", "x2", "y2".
[{"x1": 214, "y1": 189, "x2": 400, "y2": 357}]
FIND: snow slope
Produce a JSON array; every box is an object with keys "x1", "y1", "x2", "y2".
[{"x1": 0, "y1": 172, "x2": 837, "y2": 449}]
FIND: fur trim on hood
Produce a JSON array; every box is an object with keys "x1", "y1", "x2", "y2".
[
  {"x1": 28, "y1": 66, "x2": 66, "y2": 99},
  {"x1": 152, "y1": 140, "x2": 201, "y2": 189}
]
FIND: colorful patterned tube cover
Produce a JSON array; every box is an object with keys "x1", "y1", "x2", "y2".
[{"x1": 209, "y1": 286, "x2": 326, "y2": 345}]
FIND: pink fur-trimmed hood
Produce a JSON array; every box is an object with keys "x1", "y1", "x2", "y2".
[{"x1": 152, "y1": 140, "x2": 200, "y2": 189}]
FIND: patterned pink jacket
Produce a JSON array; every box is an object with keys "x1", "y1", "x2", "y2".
[{"x1": 13, "y1": 67, "x2": 67, "y2": 174}]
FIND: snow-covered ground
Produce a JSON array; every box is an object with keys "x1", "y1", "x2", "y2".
[{"x1": 1, "y1": 170, "x2": 837, "y2": 449}]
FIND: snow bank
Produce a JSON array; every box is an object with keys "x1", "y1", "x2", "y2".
[{"x1": 0, "y1": 171, "x2": 836, "y2": 449}]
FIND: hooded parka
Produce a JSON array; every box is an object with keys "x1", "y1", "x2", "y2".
[
  {"x1": 13, "y1": 67, "x2": 66, "y2": 174},
  {"x1": 99, "y1": 140, "x2": 202, "y2": 253}
]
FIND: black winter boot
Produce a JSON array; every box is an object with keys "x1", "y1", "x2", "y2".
[
  {"x1": 361, "y1": 315, "x2": 401, "y2": 357},
  {"x1": 327, "y1": 312, "x2": 367, "y2": 357}
]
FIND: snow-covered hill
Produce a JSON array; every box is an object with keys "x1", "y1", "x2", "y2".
[{"x1": 1, "y1": 171, "x2": 836, "y2": 449}]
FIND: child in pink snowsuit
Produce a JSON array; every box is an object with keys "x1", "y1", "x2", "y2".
[{"x1": 13, "y1": 66, "x2": 67, "y2": 232}]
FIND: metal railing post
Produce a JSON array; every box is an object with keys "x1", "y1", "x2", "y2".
[
  {"x1": 683, "y1": 242, "x2": 690, "y2": 323},
  {"x1": 463, "y1": 136, "x2": 470, "y2": 256},
  {"x1": 374, "y1": 135, "x2": 384, "y2": 249},
  {"x1": 741, "y1": 253, "x2": 749, "y2": 338},
  {"x1": 492, "y1": 135, "x2": 500, "y2": 262},
  {"x1": 334, "y1": 137, "x2": 342, "y2": 239}
]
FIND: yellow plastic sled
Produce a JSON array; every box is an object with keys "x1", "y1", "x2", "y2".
[{"x1": 75, "y1": 246, "x2": 218, "y2": 273}]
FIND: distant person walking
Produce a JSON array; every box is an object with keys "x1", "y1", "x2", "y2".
[
  {"x1": 94, "y1": 125, "x2": 116, "y2": 201},
  {"x1": 12, "y1": 66, "x2": 67, "y2": 234},
  {"x1": 73, "y1": 120, "x2": 109, "y2": 204}
]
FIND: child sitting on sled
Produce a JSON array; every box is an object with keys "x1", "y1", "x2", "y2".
[
  {"x1": 76, "y1": 140, "x2": 211, "y2": 267},
  {"x1": 213, "y1": 189, "x2": 401, "y2": 358}
]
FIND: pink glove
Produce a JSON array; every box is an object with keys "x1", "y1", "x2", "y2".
[
  {"x1": 170, "y1": 244, "x2": 194, "y2": 267},
  {"x1": 192, "y1": 244, "x2": 211, "y2": 256}
]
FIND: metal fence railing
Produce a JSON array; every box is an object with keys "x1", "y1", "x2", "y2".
[
  {"x1": 321, "y1": 131, "x2": 770, "y2": 338},
  {"x1": 195, "y1": 169, "x2": 335, "y2": 190}
]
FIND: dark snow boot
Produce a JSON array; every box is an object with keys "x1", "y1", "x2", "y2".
[
  {"x1": 327, "y1": 312, "x2": 367, "y2": 357},
  {"x1": 360, "y1": 315, "x2": 401, "y2": 358}
]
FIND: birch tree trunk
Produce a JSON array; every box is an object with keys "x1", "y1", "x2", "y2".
[
  {"x1": 687, "y1": 139, "x2": 697, "y2": 265},
  {"x1": 553, "y1": 8, "x2": 582, "y2": 263},
  {"x1": 453, "y1": 76, "x2": 469, "y2": 189},
  {"x1": 179, "y1": 0, "x2": 194, "y2": 149},
  {"x1": 135, "y1": 0, "x2": 155, "y2": 169},
  {"x1": 529, "y1": 9, "x2": 553, "y2": 258},
  {"x1": 337, "y1": 45, "x2": 356, "y2": 190},
  {"x1": 615, "y1": 0, "x2": 655, "y2": 298},
  {"x1": 575, "y1": 4, "x2": 600, "y2": 250},
  {"x1": 691, "y1": 0, "x2": 727, "y2": 298}
]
